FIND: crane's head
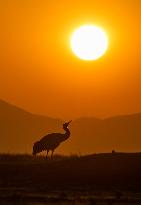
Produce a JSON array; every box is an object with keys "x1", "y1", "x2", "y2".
[{"x1": 63, "y1": 120, "x2": 72, "y2": 129}]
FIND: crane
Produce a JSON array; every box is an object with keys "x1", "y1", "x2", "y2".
[{"x1": 33, "y1": 120, "x2": 72, "y2": 158}]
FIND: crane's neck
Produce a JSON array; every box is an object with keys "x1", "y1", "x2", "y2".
[{"x1": 61, "y1": 127, "x2": 70, "y2": 141}]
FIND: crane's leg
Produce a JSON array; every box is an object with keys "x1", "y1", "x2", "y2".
[
  {"x1": 46, "y1": 150, "x2": 49, "y2": 159},
  {"x1": 51, "y1": 149, "x2": 54, "y2": 159}
]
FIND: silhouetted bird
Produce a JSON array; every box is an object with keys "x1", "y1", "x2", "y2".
[{"x1": 33, "y1": 120, "x2": 72, "y2": 158}]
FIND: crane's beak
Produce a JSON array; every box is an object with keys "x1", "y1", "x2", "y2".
[{"x1": 67, "y1": 120, "x2": 72, "y2": 125}]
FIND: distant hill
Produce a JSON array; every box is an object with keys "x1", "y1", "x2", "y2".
[
  {"x1": 0, "y1": 99, "x2": 141, "y2": 154},
  {"x1": 70, "y1": 114, "x2": 141, "y2": 154},
  {"x1": 0, "y1": 99, "x2": 63, "y2": 153}
]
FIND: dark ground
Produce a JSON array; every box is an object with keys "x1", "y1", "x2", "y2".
[{"x1": 0, "y1": 153, "x2": 141, "y2": 204}]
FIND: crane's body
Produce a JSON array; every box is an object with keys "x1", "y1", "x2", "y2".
[{"x1": 33, "y1": 121, "x2": 71, "y2": 157}]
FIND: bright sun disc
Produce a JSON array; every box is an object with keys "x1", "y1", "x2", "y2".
[{"x1": 71, "y1": 25, "x2": 108, "y2": 60}]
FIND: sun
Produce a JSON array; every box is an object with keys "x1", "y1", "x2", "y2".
[{"x1": 70, "y1": 25, "x2": 108, "y2": 61}]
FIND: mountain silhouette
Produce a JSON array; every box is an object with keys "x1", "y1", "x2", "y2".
[
  {"x1": 70, "y1": 115, "x2": 141, "y2": 154},
  {"x1": 0, "y1": 99, "x2": 63, "y2": 153},
  {"x1": 0, "y1": 99, "x2": 141, "y2": 154}
]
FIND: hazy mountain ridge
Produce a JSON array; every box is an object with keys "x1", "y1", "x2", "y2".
[
  {"x1": 70, "y1": 114, "x2": 141, "y2": 154},
  {"x1": 0, "y1": 99, "x2": 63, "y2": 153},
  {"x1": 0, "y1": 99, "x2": 141, "y2": 154}
]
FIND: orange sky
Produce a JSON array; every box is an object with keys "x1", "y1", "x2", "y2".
[{"x1": 0, "y1": 0, "x2": 141, "y2": 120}]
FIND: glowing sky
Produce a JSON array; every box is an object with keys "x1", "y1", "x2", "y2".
[{"x1": 0, "y1": 0, "x2": 140, "y2": 119}]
